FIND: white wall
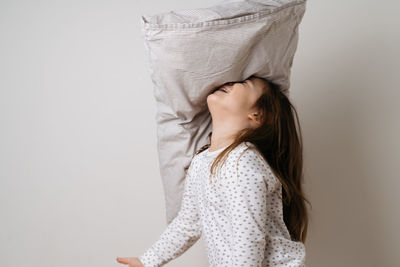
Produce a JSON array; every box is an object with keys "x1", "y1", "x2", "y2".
[{"x1": 0, "y1": 1, "x2": 399, "y2": 266}]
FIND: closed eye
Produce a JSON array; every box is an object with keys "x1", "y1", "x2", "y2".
[{"x1": 235, "y1": 80, "x2": 246, "y2": 84}]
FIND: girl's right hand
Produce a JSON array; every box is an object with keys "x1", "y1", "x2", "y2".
[{"x1": 116, "y1": 257, "x2": 145, "y2": 267}]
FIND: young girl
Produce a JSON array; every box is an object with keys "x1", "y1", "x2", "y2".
[{"x1": 116, "y1": 75, "x2": 310, "y2": 267}]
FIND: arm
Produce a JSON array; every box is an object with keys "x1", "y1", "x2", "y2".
[
  {"x1": 138, "y1": 161, "x2": 202, "y2": 267},
  {"x1": 225, "y1": 148, "x2": 269, "y2": 266}
]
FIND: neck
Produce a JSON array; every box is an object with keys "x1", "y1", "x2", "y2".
[{"x1": 209, "y1": 118, "x2": 242, "y2": 151}]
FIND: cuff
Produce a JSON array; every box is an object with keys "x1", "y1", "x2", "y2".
[{"x1": 138, "y1": 247, "x2": 165, "y2": 267}]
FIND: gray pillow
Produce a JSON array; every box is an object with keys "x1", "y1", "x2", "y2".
[{"x1": 140, "y1": 0, "x2": 307, "y2": 224}]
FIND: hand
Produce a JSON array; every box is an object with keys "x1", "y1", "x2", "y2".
[{"x1": 116, "y1": 257, "x2": 145, "y2": 267}]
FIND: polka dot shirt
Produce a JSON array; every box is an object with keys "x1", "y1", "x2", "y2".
[{"x1": 139, "y1": 141, "x2": 306, "y2": 266}]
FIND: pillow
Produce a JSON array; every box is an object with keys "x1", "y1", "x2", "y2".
[{"x1": 140, "y1": 0, "x2": 307, "y2": 224}]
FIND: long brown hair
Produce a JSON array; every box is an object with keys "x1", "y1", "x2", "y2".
[{"x1": 195, "y1": 75, "x2": 311, "y2": 243}]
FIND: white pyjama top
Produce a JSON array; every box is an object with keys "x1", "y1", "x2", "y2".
[{"x1": 139, "y1": 141, "x2": 306, "y2": 267}]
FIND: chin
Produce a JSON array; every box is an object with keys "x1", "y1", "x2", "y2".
[
  {"x1": 206, "y1": 93, "x2": 218, "y2": 105},
  {"x1": 206, "y1": 94, "x2": 217, "y2": 112},
  {"x1": 207, "y1": 95, "x2": 227, "y2": 117}
]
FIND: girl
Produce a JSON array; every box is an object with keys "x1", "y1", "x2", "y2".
[{"x1": 117, "y1": 75, "x2": 311, "y2": 267}]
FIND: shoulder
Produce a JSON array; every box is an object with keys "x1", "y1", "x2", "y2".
[
  {"x1": 232, "y1": 142, "x2": 267, "y2": 173},
  {"x1": 185, "y1": 151, "x2": 201, "y2": 177},
  {"x1": 230, "y1": 142, "x2": 280, "y2": 193},
  {"x1": 228, "y1": 142, "x2": 263, "y2": 165}
]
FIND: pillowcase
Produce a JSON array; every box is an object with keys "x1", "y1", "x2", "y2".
[{"x1": 140, "y1": 0, "x2": 307, "y2": 224}]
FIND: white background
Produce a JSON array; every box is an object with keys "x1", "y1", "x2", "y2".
[{"x1": 0, "y1": 0, "x2": 399, "y2": 266}]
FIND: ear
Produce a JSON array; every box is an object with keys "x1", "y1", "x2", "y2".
[{"x1": 248, "y1": 111, "x2": 262, "y2": 126}]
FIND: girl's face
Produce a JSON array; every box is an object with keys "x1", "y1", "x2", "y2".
[{"x1": 207, "y1": 77, "x2": 266, "y2": 127}]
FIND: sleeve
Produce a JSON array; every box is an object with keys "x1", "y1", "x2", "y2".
[
  {"x1": 225, "y1": 148, "x2": 269, "y2": 266},
  {"x1": 138, "y1": 161, "x2": 202, "y2": 267}
]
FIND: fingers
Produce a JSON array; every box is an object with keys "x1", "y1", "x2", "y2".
[{"x1": 116, "y1": 257, "x2": 129, "y2": 264}]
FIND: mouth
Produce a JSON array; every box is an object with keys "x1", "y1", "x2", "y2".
[{"x1": 211, "y1": 86, "x2": 228, "y2": 94}]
